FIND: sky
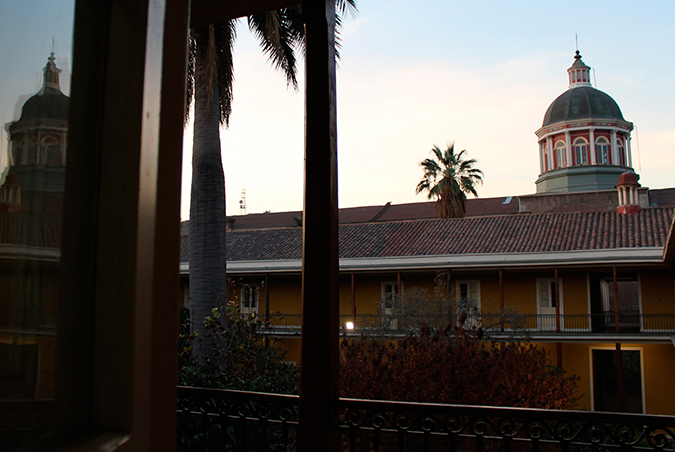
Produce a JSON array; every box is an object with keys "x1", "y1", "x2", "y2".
[
  {"x1": 181, "y1": 0, "x2": 675, "y2": 219},
  {"x1": 0, "y1": 1, "x2": 673, "y2": 220}
]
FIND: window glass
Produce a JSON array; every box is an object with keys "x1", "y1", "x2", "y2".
[
  {"x1": 381, "y1": 282, "x2": 398, "y2": 311},
  {"x1": 593, "y1": 349, "x2": 643, "y2": 413},
  {"x1": 596, "y1": 137, "x2": 609, "y2": 164},
  {"x1": 573, "y1": 139, "x2": 588, "y2": 165},
  {"x1": 0, "y1": 1, "x2": 74, "y2": 448},
  {"x1": 241, "y1": 284, "x2": 260, "y2": 314},
  {"x1": 456, "y1": 281, "x2": 480, "y2": 309},
  {"x1": 617, "y1": 139, "x2": 625, "y2": 166},
  {"x1": 555, "y1": 142, "x2": 566, "y2": 168}
]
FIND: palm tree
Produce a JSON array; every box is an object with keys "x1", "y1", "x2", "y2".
[
  {"x1": 187, "y1": 4, "x2": 355, "y2": 357},
  {"x1": 415, "y1": 143, "x2": 484, "y2": 218}
]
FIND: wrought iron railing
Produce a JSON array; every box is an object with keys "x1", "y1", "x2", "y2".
[
  {"x1": 242, "y1": 312, "x2": 675, "y2": 336},
  {"x1": 177, "y1": 386, "x2": 299, "y2": 452},
  {"x1": 339, "y1": 398, "x2": 675, "y2": 452},
  {"x1": 177, "y1": 386, "x2": 675, "y2": 451}
]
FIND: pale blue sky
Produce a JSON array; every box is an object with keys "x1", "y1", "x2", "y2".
[
  {"x1": 184, "y1": 0, "x2": 675, "y2": 218},
  {"x1": 0, "y1": 1, "x2": 672, "y2": 220}
]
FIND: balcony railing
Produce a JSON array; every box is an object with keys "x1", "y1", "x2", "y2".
[
  {"x1": 177, "y1": 386, "x2": 675, "y2": 452},
  {"x1": 241, "y1": 312, "x2": 675, "y2": 336}
]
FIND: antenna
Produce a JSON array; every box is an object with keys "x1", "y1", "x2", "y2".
[
  {"x1": 575, "y1": 33, "x2": 578, "y2": 51},
  {"x1": 634, "y1": 126, "x2": 642, "y2": 171},
  {"x1": 592, "y1": 68, "x2": 597, "y2": 88},
  {"x1": 52, "y1": 37, "x2": 55, "y2": 53},
  {"x1": 239, "y1": 188, "x2": 247, "y2": 215}
]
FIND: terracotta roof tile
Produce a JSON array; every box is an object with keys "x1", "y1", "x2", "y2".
[{"x1": 180, "y1": 208, "x2": 673, "y2": 263}]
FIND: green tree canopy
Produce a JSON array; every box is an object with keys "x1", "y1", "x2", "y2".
[{"x1": 416, "y1": 142, "x2": 483, "y2": 218}]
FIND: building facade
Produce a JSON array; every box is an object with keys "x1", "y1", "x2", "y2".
[{"x1": 180, "y1": 52, "x2": 675, "y2": 415}]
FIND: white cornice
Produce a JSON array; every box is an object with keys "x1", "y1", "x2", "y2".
[
  {"x1": 535, "y1": 119, "x2": 633, "y2": 139},
  {"x1": 179, "y1": 248, "x2": 665, "y2": 275}
]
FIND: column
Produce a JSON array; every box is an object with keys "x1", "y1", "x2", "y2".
[
  {"x1": 611, "y1": 129, "x2": 618, "y2": 165},
  {"x1": 627, "y1": 136, "x2": 633, "y2": 168},
  {"x1": 539, "y1": 142, "x2": 544, "y2": 173},
  {"x1": 564, "y1": 131, "x2": 571, "y2": 167},
  {"x1": 298, "y1": 0, "x2": 339, "y2": 450},
  {"x1": 589, "y1": 128, "x2": 596, "y2": 164}
]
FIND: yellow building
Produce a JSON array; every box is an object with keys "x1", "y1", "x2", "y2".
[
  {"x1": 180, "y1": 52, "x2": 675, "y2": 415},
  {"x1": 181, "y1": 195, "x2": 675, "y2": 415}
]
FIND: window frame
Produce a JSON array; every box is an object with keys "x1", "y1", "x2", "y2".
[
  {"x1": 589, "y1": 346, "x2": 645, "y2": 413},
  {"x1": 554, "y1": 141, "x2": 566, "y2": 168},
  {"x1": 241, "y1": 284, "x2": 261, "y2": 314},
  {"x1": 456, "y1": 280, "x2": 481, "y2": 310},
  {"x1": 596, "y1": 137, "x2": 610, "y2": 164},
  {"x1": 381, "y1": 281, "x2": 399, "y2": 312},
  {"x1": 573, "y1": 137, "x2": 589, "y2": 165}
]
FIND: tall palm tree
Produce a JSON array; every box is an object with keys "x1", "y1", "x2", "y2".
[
  {"x1": 416, "y1": 143, "x2": 484, "y2": 218},
  {"x1": 187, "y1": 4, "x2": 356, "y2": 357}
]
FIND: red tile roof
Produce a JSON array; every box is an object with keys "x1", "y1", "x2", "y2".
[{"x1": 180, "y1": 208, "x2": 673, "y2": 263}]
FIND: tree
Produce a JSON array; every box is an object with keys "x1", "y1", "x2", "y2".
[
  {"x1": 187, "y1": 4, "x2": 356, "y2": 357},
  {"x1": 178, "y1": 305, "x2": 299, "y2": 393},
  {"x1": 415, "y1": 142, "x2": 484, "y2": 218},
  {"x1": 340, "y1": 326, "x2": 580, "y2": 410}
]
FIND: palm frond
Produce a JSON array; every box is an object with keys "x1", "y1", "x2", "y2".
[
  {"x1": 416, "y1": 141, "x2": 483, "y2": 218},
  {"x1": 248, "y1": 9, "x2": 302, "y2": 91}
]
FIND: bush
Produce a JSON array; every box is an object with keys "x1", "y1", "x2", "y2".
[
  {"x1": 339, "y1": 324, "x2": 580, "y2": 409},
  {"x1": 178, "y1": 305, "x2": 298, "y2": 394}
]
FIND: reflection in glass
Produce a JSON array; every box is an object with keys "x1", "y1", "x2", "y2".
[{"x1": 0, "y1": 45, "x2": 69, "y2": 444}]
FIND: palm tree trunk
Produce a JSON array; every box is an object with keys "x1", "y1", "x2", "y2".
[{"x1": 189, "y1": 37, "x2": 227, "y2": 359}]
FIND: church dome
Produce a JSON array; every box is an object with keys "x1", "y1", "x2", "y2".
[
  {"x1": 534, "y1": 51, "x2": 635, "y2": 195},
  {"x1": 18, "y1": 86, "x2": 69, "y2": 122},
  {"x1": 14, "y1": 52, "x2": 69, "y2": 124},
  {"x1": 542, "y1": 86, "x2": 624, "y2": 127}
]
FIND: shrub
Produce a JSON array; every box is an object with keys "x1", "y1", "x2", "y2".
[
  {"x1": 339, "y1": 324, "x2": 580, "y2": 409},
  {"x1": 178, "y1": 305, "x2": 298, "y2": 394}
]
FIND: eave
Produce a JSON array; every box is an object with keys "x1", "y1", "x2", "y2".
[{"x1": 179, "y1": 247, "x2": 666, "y2": 275}]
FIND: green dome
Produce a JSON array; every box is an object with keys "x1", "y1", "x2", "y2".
[
  {"x1": 542, "y1": 86, "x2": 624, "y2": 127},
  {"x1": 18, "y1": 86, "x2": 69, "y2": 123}
]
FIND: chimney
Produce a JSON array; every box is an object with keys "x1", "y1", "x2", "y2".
[{"x1": 616, "y1": 171, "x2": 641, "y2": 215}]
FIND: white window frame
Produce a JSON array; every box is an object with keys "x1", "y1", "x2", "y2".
[
  {"x1": 536, "y1": 278, "x2": 564, "y2": 330},
  {"x1": 456, "y1": 280, "x2": 481, "y2": 310},
  {"x1": 381, "y1": 281, "x2": 399, "y2": 313},
  {"x1": 617, "y1": 139, "x2": 626, "y2": 166},
  {"x1": 573, "y1": 138, "x2": 589, "y2": 165},
  {"x1": 555, "y1": 141, "x2": 566, "y2": 168},
  {"x1": 241, "y1": 284, "x2": 261, "y2": 314},
  {"x1": 595, "y1": 137, "x2": 610, "y2": 164}
]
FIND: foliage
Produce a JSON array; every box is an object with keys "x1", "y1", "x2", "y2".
[
  {"x1": 372, "y1": 273, "x2": 529, "y2": 340},
  {"x1": 186, "y1": 2, "x2": 357, "y2": 361},
  {"x1": 339, "y1": 326, "x2": 580, "y2": 410},
  {"x1": 178, "y1": 305, "x2": 298, "y2": 394},
  {"x1": 416, "y1": 142, "x2": 484, "y2": 218}
]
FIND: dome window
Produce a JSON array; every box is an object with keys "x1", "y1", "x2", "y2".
[
  {"x1": 555, "y1": 141, "x2": 566, "y2": 168},
  {"x1": 617, "y1": 139, "x2": 626, "y2": 166},
  {"x1": 596, "y1": 137, "x2": 610, "y2": 164},
  {"x1": 573, "y1": 138, "x2": 589, "y2": 165},
  {"x1": 42, "y1": 136, "x2": 61, "y2": 166}
]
